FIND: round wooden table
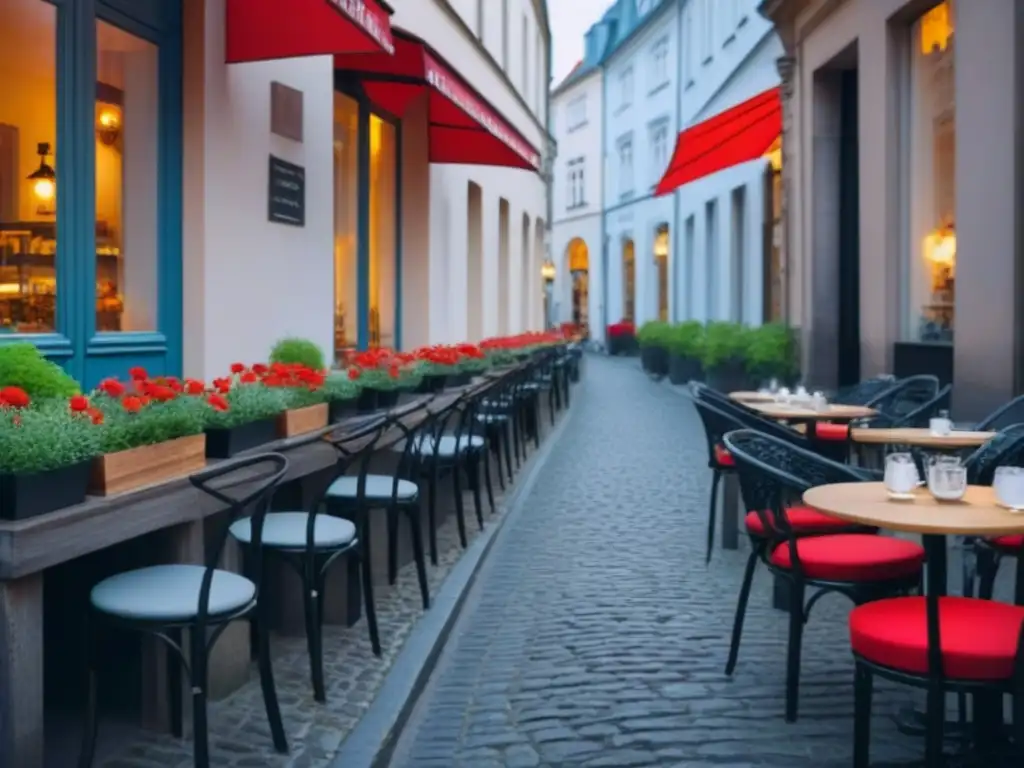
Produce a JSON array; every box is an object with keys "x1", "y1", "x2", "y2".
[
  {"x1": 728, "y1": 390, "x2": 778, "y2": 403},
  {"x1": 745, "y1": 401, "x2": 875, "y2": 440},
  {"x1": 803, "y1": 481, "x2": 1024, "y2": 750},
  {"x1": 849, "y1": 427, "x2": 995, "y2": 449}
]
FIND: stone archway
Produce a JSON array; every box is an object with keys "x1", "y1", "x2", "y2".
[{"x1": 565, "y1": 237, "x2": 590, "y2": 332}]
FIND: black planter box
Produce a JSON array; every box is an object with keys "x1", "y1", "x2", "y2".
[
  {"x1": 668, "y1": 354, "x2": 704, "y2": 385},
  {"x1": 641, "y1": 346, "x2": 669, "y2": 375},
  {"x1": 705, "y1": 361, "x2": 751, "y2": 394},
  {"x1": 328, "y1": 397, "x2": 359, "y2": 423},
  {"x1": 416, "y1": 374, "x2": 448, "y2": 394},
  {"x1": 0, "y1": 460, "x2": 92, "y2": 520},
  {"x1": 446, "y1": 371, "x2": 472, "y2": 387},
  {"x1": 377, "y1": 389, "x2": 400, "y2": 408},
  {"x1": 356, "y1": 388, "x2": 379, "y2": 413},
  {"x1": 205, "y1": 418, "x2": 278, "y2": 459},
  {"x1": 608, "y1": 335, "x2": 639, "y2": 356}
]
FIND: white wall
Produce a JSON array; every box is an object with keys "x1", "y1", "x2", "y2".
[{"x1": 183, "y1": 0, "x2": 335, "y2": 380}]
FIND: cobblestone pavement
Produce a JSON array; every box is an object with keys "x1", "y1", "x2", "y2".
[
  {"x1": 389, "y1": 355, "x2": 988, "y2": 768},
  {"x1": 84, "y1": 432, "x2": 546, "y2": 768}
]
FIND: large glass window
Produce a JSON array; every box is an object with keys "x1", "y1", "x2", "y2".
[
  {"x1": 0, "y1": 0, "x2": 57, "y2": 333},
  {"x1": 96, "y1": 21, "x2": 159, "y2": 332},
  {"x1": 334, "y1": 93, "x2": 359, "y2": 357},
  {"x1": 622, "y1": 238, "x2": 635, "y2": 322},
  {"x1": 903, "y1": 0, "x2": 955, "y2": 343},
  {"x1": 654, "y1": 224, "x2": 669, "y2": 322},
  {"x1": 368, "y1": 114, "x2": 396, "y2": 348}
]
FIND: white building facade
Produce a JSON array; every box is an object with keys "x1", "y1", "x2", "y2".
[
  {"x1": 0, "y1": 0, "x2": 551, "y2": 389},
  {"x1": 550, "y1": 61, "x2": 604, "y2": 338},
  {"x1": 602, "y1": 0, "x2": 681, "y2": 336}
]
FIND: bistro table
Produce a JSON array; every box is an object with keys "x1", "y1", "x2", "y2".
[
  {"x1": 850, "y1": 427, "x2": 995, "y2": 449},
  {"x1": 803, "y1": 482, "x2": 1024, "y2": 760},
  {"x1": 728, "y1": 390, "x2": 778, "y2": 403},
  {"x1": 744, "y1": 401, "x2": 876, "y2": 439}
]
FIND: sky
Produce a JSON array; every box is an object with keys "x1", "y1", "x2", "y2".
[{"x1": 549, "y1": 0, "x2": 612, "y2": 82}]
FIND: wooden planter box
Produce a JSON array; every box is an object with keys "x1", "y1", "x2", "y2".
[
  {"x1": 89, "y1": 434, "x2": 207, "y2": 496},
  {"x1": 277, "y1": 403, "x2": 329, "y2": 438}
]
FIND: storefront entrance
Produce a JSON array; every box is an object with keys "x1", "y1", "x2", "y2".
[
  {"x1": 566, "y1": 237, "x2": 589, "y2": 333},
  {"x1": 333, "y1": 79, "x2": 400, "y2": 356},
  {"x1": 0, "y1": 0, "x2": 183, "y2": 385}
]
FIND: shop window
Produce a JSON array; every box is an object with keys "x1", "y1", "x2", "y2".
[
  {"x1": 368, "y1": 114, "x2": 396, "y2": 348},
  {"x1": 730, "y1": 186, "x2": 746, "y2": 322},
  {"x1": 334, "y1": 93, "x2": 359, "y2": 357},
  {"x1": 705, "y1": 199, "x2": 718, "y2": 319},
  {"x1": 622, "y1": 238, "x2": 635, "y2": 322},
  {"x1": 903, "y1": 0, "x2": 955, "y2": 344},
  {"x1": 654, "y1": 223, "x2": 669, "y2": 322},
  {"x1": 96, "y1": 21, "x2": 159, "y2": 332},
  {"x1": 0, "y1": 0, "x2": 57, "y2": 333}
]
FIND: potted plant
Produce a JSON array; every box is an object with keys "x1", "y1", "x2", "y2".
[
  {"x1": 204, "y1": 369, "x2": 289, "y2": 458},
  {"x1": 255, "y1": 362, "x2": 332, "y2": 438},
  {"x1": 0, "y1": 389, "x2": 99, "y2": 519},
  {"x1": 637, "y1": 321, "x2": 671, "y2": 376},
  {"x1": 413, "y1": 345, "x2": 461, "y2": 392},
  {"x1": 0, "y1": 342, "x2": 80, "y2": 398},
  {"x1": 745, "y1": 323, "x2": 799, "y2": 387},
  {"x1": 87, "y1": 370, "x2": 213, "y2": 495},
  {"x1": 702, "y1": 322, "x2": 751, "y2": 392},
  {"x1": 347, "y1": 349, "x2": 420, "y2": 412},
  {"x1": 451, "y1": 342, "x2": 491, "y2": 386},
  {"x1": 269, "y1": 337, "x2": 326, "y2": 370},
  {"x1": 322, "y1": 370, "x2": 362, "y2": 422},
  {"x1": 667, "y1": 321, "x2": 706, "y2": 385},
  {"x1": 606, "y1": 321, "x2": 637, "y2": 356}
]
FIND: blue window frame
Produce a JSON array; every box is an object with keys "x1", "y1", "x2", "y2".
[{"x1": 0, "y1": 0, "x2": 182, "y2": 388}]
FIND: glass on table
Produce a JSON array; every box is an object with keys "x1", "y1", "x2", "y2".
[
  {"x1": 993, "y1": 466, "x2": 1024, "y2": 512},
  {"x1": 926, "y1": 455, "x2": 967, "y2": 501},
  {"x1": 929, "y1": 409, "x2": 952, "y2": 436},
  {"x1": 811, "y1": 391, "x2": 828, "y2": 412},
  {"x1": 884, "y1": 453, "x2": 921, "y2": 497}
]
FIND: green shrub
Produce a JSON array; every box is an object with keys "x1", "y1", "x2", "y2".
[
  {"x1": 637, "y1": 321, "x2": 671, "y2": 349},
  {"x1": 0, "y1": 343, "x2": 80, "y2": 398},
  {"x1": 205, "y1": 382, "x2": 289, "y2": 430},
  {"x1": 745, "y1": 323, "x2": 798, "y2": 379},
  {"x1": 702, "y1": 322, "x2": 749, "y2": 369},
  {"x1": 665, "y1": 321, "x2": 705, "y2": 358},
  {"x1": 269, "y1": 338, "x2": 326, "y2": 371},
  {"x1": 0, "y1": 399, "x2": 99, "y2": 474}
]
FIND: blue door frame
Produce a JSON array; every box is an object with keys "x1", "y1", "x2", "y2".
[
  {"x1": 335, "y1": 73, "x2": 403, "y2": 351},
  {"x1": 4, "y1": 0, "x2": 183, "y2": 388}
]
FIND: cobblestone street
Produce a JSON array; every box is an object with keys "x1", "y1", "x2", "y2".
[{"x1": 389, "y1": 355, "x2": 930, "y2": 768}]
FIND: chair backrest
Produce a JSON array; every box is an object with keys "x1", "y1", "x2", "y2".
[
  {"x1": 723, "y1": 429, "x2": 875, "y2": 540},
  {"x1": 189, "y1": 452, "x2": 290, "y2": 625},
  {"x1": 832, "y1": 376, "x2": 899, "y2": 406},
  {"x1": 691, "y1": 398, "x2": 745, "y2": 462},
  {"x1": 893, "y1": 383, "x2": 952, "y2": 428},
  {"x1": 863, "y1": 375, "x2": 939, "y2": 425},
  {"x1": 691, "y1": 383, "x2": 810, "y2": 448},
  {"x1": 975, "y1": 393, "x2": 1024, "y2": 431},
  {"x1": 963, "y1": 424, "x2": 1024, "y2": 486}
]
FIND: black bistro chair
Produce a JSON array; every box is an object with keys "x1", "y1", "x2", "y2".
[
  {"x1": 975, "y1": 393, "x2": 1024, "y2": 431},
  {"x1": 723, "y1": 430, "x2": 925, "y2": 722},
  {"x1": 228, "y1": 415, "x2": 389, "y2": 702},
  {"x1": 79, "y1": 453, "x2": 291, "y2": 768}
]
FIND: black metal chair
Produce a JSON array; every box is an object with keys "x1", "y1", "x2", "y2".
[
  {"x1": 873, "y1": 383, "x2": 952, "y2": 429},
  {"x1": 691, "y1": 397, "x2": 742, "y2": 565},
  {"x1": 229, "y1": 416, "x2": 389, "y2": 702},
  {"x1": 79, "y1": 453, "x2": 291, "y2": 768},
  {"x1": 477, "y1": 371, "x2": 520, "y2": 491},
  {"x1": 975, "y1": 393, "x2": 1024, "y2": 431},
  {"x1": 723, "y1": 430, "x2": 924, "y2": 722},
  {"x1": 831, "y1": 376, "x2": 900, "y2": 406}
]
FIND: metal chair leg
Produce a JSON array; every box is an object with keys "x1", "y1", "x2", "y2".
[
  {"x1": 190, "y1": 621, "x2": 211, "y2": 768},
  {"x1": 406, "y1": 509, "x2": 430, "y2": 610},
  {"x1": 451, "y1": 463, "x2": 468, "y2": 548},
  {"x1": 725, "y1": 549, "x2": 758, "y2": 675},
  {"x1": 482, "y1": 440, "x2": 496, "y2": 513},
  {"x1": 302, "y1": 559, "x2": 326, "y2": 702},
  {"x1": 784, "y1": 579, "x2": 807, "y2": 722},
  {"x1": 386, "y1": 508, "x2": 400, "y2": 586},
  {"x1": 853, "y1": 663, "x2": 873, "y2": 768},
  {"x1": 467, "y1": 455, "x2": 484, "y2": 531},
  {"x1": 255, "y1": 597, "x2": 288, "y2": 753},
  {"x1": 77, "y1": 613, "x2": 100, "y2": 768},
  {"x1": 359, "y1": 520, "x2": 382, "y2": 656},
  {"x1": 706, "y1": 470, "x2": 721, "y2": 565}
]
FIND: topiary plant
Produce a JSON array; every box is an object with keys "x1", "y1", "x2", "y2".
[
  {"x1": 666, "y1": 321, "x2": 705, "y2": 359},
  {"x1": 637, "y1": 321, "x2": 671, "y2": 349},
  {"x1": 269, "y1": 338, "x2": 326, "y2": 371},
  {"x1": 745, "y1": 323, "x2": 798, "y2": 381},
  {"x1": 0, "y1": 343, "x2": 80, "y2": 399},
  {"x1": 702, "y1": 322, "x2": 748, "y2": 370}
]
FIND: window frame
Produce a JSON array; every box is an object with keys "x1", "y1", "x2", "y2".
[{"x1": 617, "y1": 133, "x2": 634, "y2": 198}]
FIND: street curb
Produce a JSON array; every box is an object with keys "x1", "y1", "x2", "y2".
[{"x1": 330, "y1": 398, "x2": 578, "y2": 768}]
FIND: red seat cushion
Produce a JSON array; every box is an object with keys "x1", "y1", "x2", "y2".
[
  {"x1": 745, "y1": 506, "x2": 864, "y2": 536},
  {"x1": 850, "y1": 596, "x2": 1024, "y2": 680},
  {"x1": 990, "y1": 535, "x2": 1024, "y2": 550},
  {"x1": 770, "y1": 534, "x2": 924, "y2": 582},
  {"x1": 713, "y1": 444, "x2": 734, "y2": 466},
  {"x1": 815, "y1": 422, "x2": 849, "y2": 441}
]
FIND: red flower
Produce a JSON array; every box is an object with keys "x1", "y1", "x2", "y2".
[
  {"x1": 87, "y1": 407, "x2": 104, "y2": 425},
  {"x1": 0, "y1": 387, "x2": 30, "y2": 408},
  {"x1": 150, "y1": 385, "x2": 177, "y2": 402},
  {"x1": 387, "y1": 364, "x2": 400, "y2": 379},
  {"x1": 240, "y1": 371, "x2": 258, "y2": 384},
  {"x1": 69, "y1": 395, "x2": 90, "y2": 412},
  {"x1": 128, "y1": 366, "x2": 148, "y2": 380},
  {"x1": 347, "y1": 367, "x2": 361, "y2": 380},
  {"x1": 207, "y1": 393, "x2": 229, "y2": 411},
  {"x1": 184, "y1": 379, "x2": 205, "y2": 395},
  {"x1": 252, "y1": 363, "x2": 268, "y2": 376},
  {"x1": 212, "y1": 377, "x2": 231, "y2": 394},
  {"x1": 121, "y1": 396, "x2": 143, "y2": 413},
  {"x1": 230, "y1": 363, "x2": 246, "y2": 374},
  {"x1": 99, "y1": 378, "x2": 126, "y2": 397}
]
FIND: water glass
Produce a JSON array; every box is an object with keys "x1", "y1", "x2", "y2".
[
  {"x1": 811, "y1": 391, "x2": 828, "y2": 412},
  {"x1": 993, "y1": 466, "x2": 1024, "y2": 511},
  {"x1": 884, "y1": 453, "x2": 920, "y2": 495},
  {"x1": 927, "y1": 456, "x2": 967, "y2": 501}
]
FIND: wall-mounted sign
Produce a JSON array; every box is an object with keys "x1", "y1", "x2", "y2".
[
  {"x1": 268, "y1": 155, "x2": 305, "y2": 227},
  {"x1": 270, "y1": 82, "x2": 303, "y2": 142}
]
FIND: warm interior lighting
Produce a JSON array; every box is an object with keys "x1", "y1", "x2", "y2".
[
  {"x1": 32, "y1": 178, "x2": 55, "y2": 202},
  {"x1": 654, "y1": 229, "x2": 669, "y2": 258},
  {"x1": 923, "y1": 226, "x2": 956, "y2": 267},
  {"x1": 96, "y1": 105, "x2": 122, "y2": 146},
  {"x1": 541, "y1": 259, "x2": 556, "y2": 280},
  {"x1": 920, "y1": 0, "x2": 953, "y2": 55},
  {"x1": 26, "y1": 142, "x2": 56, "y2": 211}
]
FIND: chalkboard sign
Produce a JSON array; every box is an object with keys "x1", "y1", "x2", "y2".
[{"x1": 268, "y1": 155, "x2": 305, "y2": 226}]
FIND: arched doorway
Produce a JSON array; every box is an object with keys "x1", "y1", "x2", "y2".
[
  {"x1": 622, "y1": 238, "x2": 636, "y2": 322},
  {"x1": 654, "y1": 223, "x2": 669, "y2": 321},
  {"x1": 566, "y1": 237, "x2": 589, "y2": 334}
]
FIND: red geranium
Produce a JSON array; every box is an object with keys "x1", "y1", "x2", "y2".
[
  {"x1": 128, "y1": 366, "x2": 148, "y2": 380},
  {"x1": 0, "y1": 386, "x2": 31, "y2": 409},
  {"x1": 69, "y1": 395, "x2": 90, "y2": 412},
  {"x1": 207, "y1": 393, "x2": 229, "y2": 411}
]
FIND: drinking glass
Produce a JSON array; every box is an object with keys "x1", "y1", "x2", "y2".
[
  {"x1": 993, "y1": 466, "x2": 1024, "y2": 512},
  {"x1": 884, "y1": 453, "x2": 920, "y2": 496},
  {"x1": 927, "y1": 457, "x2": 967, "y2": 501}
]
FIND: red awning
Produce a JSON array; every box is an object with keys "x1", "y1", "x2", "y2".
[
  {"x1": 334, "y1": 31, "x2": 541, "y2": 171},
  {"x1": 655, "y1": 87, "x2": 781, "y2": 196},
  {"x1": 226, "y1": 0, "x2": 394, "y2": 64}
]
